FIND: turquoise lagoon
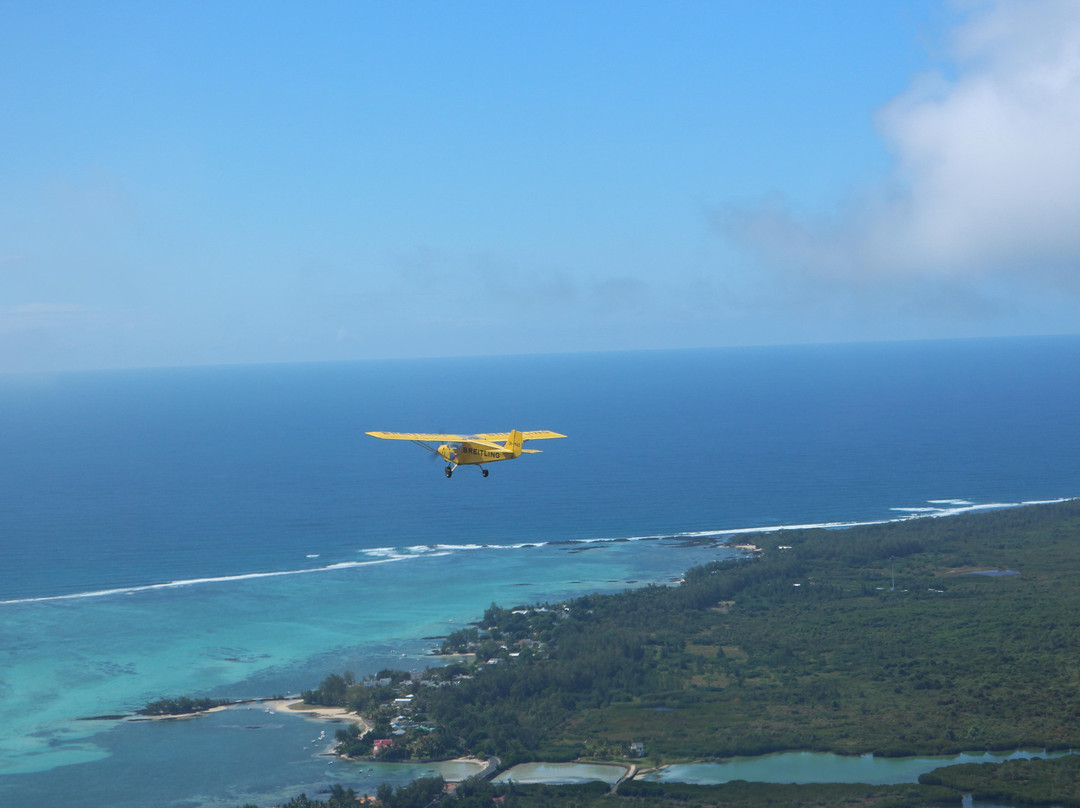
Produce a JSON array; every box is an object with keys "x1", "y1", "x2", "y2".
[{"x1": 645, "y1": 749, "x2": 1073, "y2": 786}]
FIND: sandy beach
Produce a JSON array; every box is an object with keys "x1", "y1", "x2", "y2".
[
  {"x1": 126, "y1": 703, "x2": 235, "y2": 722},
  {"x1": 263, "y1": 700, "x2": 493, "y2": 778},
  {"x1": 263, "y1": 698, "x2": 372, "y2": 733}
]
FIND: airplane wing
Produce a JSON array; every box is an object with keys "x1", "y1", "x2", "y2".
[
  {"x1": 367, "y1": 430, "x2": 566, "y2": 442},
  {"x1": 474, "y1": 431, "x2": 567, "y2": 442},
  {"x1": 366, "y1": 432, "x2": 471, "y2": 441}
]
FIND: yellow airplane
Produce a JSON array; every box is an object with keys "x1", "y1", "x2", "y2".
[{"x1": 366, "y1": 429, "x2": 566, "y2": 478}]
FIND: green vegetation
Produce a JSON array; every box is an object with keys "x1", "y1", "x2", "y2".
[
  {"x1": 302, "y1": 667, "x2": 469, "y2": 761},
  {"x1": 440, "y1": 626, "x2": 479, "y2": 655},
  {"x1": 245, "y1": 778, "x2": 961, "y2": 808},
  {"x1": 237, "y1": 779, "x2": 446, "y2": 808},
  {"x1": 373, "y1": 776, "x2": 446, "y2": 808},
  {"x1": 138, "y1": 696, "x2": 229, "y2": 716},
  {"x1": 237, "y1": 784, "x2": 361, "y2": 808},
  {"x1": 613, "y1": 780, "x2": 961, "y2": 808},
  {"x1": 265, "y1": 501, "x2": 1080, "y2": 805},
  {"x1": 375, "y1": 501, "x2": 1080, "y2": 764},
  {"x1": 920, "y1": 754, "x2": 1080, "y2": 807}
]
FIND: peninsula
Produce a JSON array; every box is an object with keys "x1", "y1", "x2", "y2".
[{"x1": 255, "y1": 500, "x2": 1080, "y2": 806}]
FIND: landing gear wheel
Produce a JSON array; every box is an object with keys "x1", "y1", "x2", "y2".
[
  {"x1": 445, "y1": 466, "x2": 453, "y2": 478},
  {"x1": 482, "y1": 469, "x2": 489, "y2": 477}
]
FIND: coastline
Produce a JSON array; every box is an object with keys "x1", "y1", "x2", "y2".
[
  {"x1": 264, "y1": 700, "x2": 493, "y2": 777},
  {"x1": 263, "y1": 697, "x2": 372, "y2": 733}
]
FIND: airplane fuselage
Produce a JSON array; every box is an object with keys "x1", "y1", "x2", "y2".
[{"x1": 438, "y1": 441, "x2": 512, "y2": 465}]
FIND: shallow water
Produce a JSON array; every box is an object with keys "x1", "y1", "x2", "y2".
[
  {"x1": 0, "y1": 537, "x2": 734, "y2": 781},
  {"x1": 0, "y1": 705, "x2": 485, "y2": 808}
]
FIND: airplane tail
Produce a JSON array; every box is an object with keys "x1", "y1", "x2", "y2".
[{"x1": 505, "y1": 429, "x2": 525, "y2": 458}]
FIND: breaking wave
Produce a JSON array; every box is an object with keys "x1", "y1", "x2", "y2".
[{"x1": 3, "y1": 498, "x2": 1069, "y2": 607}]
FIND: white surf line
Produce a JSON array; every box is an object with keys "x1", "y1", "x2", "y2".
[
  {"x1": 6, "y1": 498, "x2": 1072, "y2": 607},
  {"x1": 0, "y1": 556, "x2": 409, "y2": 606},
  {"x1": 677, "y1": 519, "x2": 893, "y2": 539},
  {"x1": 669, "y1": 498, "x2": 1076, "y2": 542},
  {"x1": 6, "y1": 540, "x2": 553, "y2": 606}
]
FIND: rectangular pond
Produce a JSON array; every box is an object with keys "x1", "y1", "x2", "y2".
[{"x1": 492, "y1": 762, "x2": 629, "y2": 785}]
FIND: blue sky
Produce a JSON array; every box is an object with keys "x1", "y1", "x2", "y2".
[{"x1": 3, "y1": 0, "x2": 1080, "y2": 372}]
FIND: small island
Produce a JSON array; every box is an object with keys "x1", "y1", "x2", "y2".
[{"x1": 136, "y1": 696, "x2": 232, "y2": 718}]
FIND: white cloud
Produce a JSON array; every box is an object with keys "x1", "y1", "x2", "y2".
[{"x1": 723, "y1": 0, "x2": 1080, "y2": 290}]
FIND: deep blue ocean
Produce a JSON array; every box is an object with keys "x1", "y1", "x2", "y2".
[{"x1": 2, "y1": 337, "x2": 1079, "y2": 806}]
